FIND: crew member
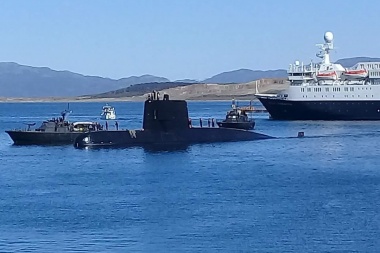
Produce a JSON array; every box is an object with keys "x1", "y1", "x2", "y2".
[
  {"x1": 105, "y1": 121, "x2": 108, "y2": 130},
  {"x1": 199, "y1": 118, "x2": 202, "y2": 128},
  {"x1": 115, "y1": 121, "x2": 119, "y2": 130}
]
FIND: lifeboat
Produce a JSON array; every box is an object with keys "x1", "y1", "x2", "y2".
[
  {"x1": 316, "y1": 71, "x2": 338, "y2": 80},
  {"x1": 342, "y1": 69, "x2": 368, "y2": 80}
]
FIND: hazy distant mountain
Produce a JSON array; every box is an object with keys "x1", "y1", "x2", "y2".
[
  {"x1": 203, "y1": 69, "x2": 288, "y2": 84},
  {"x1": 0, "y1": 62, "x2": 168, "y2": 97},
  {"x1": 174, "y1": 79, "x2": 200, "y2": 83},
  {"x1": 89, "y1": 82, "x2": 196, "y2": 98},
  {"x1": 335, "y1": 57, "x2": 380, "y2": 68},
  {"x1": 1, "y1": 57, "x2": 379, "y2": 97},
  {"x1": 118, "y1": 75, "x2": 169, "y2": 86}
]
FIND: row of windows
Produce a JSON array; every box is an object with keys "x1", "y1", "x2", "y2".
[
  {"x1": 360, "y1": 64, "x2": 380, "y2": 69},
  {"x1": 300, "y1": 101, "x2": 378, "y2": 105},
  {"x1": 302, "y1": 95, "x2": 375, "y2": 98},
  {"x1": 300, "y1": 87, "x2": 372, "y2": 92}
]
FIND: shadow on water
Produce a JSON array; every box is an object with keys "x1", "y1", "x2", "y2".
[
  {"x1": 75, "y1": 143, "x2": 191, "y2": 153},
  {"x1": 142, "y1": 144, "x2": 190, "y2": 153}
]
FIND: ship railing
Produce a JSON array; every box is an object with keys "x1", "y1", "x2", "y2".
[{"x1": 288, "y1": 63, "x2": 319, "y2": 73}]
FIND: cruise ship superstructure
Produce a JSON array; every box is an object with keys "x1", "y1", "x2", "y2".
[{"x1": 256, "y1": 32, "x2": 380, "y2": 120}]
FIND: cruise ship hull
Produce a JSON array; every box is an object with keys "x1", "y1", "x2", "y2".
[{"x1": 258, "y1": 97, "x2": 380, "y2": 120}]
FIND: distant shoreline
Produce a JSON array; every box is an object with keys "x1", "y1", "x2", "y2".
[{"x1": 0, "y1": 96, "x2": 260, "y2": 103}]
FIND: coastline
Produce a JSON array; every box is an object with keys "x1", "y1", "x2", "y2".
[
  {"x1": 0, "y1": 80, "x2": 288, "y2": 103},
  {"x1": 0, "y1": 96, "x2": 262, "y2": 103}
]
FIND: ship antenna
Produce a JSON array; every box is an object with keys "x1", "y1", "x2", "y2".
[
  {"x1": 316, "y1": 31, "x2": 334, "y2": 65},
  {"x1": 61, "y1": 103, "x2": 73, "y2": 121},
  {"x1": 255, "y1": 80, "x2": 259, "y2": 94}
]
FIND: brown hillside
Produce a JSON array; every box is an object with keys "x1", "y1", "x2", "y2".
[{"x1": 127, "y1": 78, "x2": 289, "y2": 101}]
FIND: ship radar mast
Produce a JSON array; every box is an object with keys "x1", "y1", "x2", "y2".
[{"x1": 316, "y1": 31, "x2": 334, "y2": 65}]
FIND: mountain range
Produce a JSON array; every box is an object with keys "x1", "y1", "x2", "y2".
[{"x1": 1, "y1": 57, "x2": 379, "y2": 97}]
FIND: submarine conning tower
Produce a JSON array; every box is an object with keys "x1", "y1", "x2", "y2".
[{"x1": 143, "y1": 91, "x2": 189, "y2": 132}]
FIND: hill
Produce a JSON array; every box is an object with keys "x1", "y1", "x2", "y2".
[
  {"x1": 1, "y1": 57, "x2": 379, "y2": 98},
  {"x1": 203, "y1": 69, "x2": 287, "y2": 84},
  {"x1": 85, "y1": 78, "x2": 288, "y2": 101},
  {"x1": 335, "y1": 57, "x2": 380, "y2": 68},
  {"x1": 88, "y1": 81, "x2": 197, "y2": 98},
  {"x1": 0, "y1": 62, "x2": 169, "y2": 97}
]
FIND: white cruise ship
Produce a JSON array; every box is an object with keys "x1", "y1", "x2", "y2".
[{"x1": 256, "y1": 32, "x2": 380, "y2": 120}]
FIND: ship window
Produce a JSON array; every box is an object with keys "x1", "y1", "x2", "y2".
[
  {"x1": 307, "y1": 88, "x2": 311, "y2": 92},
  {"x1": 326, "y1": 88, "x2": 329, "y2": 92}
]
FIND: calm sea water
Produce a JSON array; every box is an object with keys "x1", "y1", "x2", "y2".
[{"x1": 0, "y1": 101, "x2": 379, "y2": 252}]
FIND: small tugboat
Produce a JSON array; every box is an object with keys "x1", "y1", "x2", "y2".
[
  {"x1": 100, "y1": 104, "x2": 116, "y2": 120},
  {"x1": 74, "y1": 92, "x2": 272, "y2": 149},
  {"x1": 5, "y1": 107, "x2": 99, "y2": 145},
  {"x1": 217, "y1": 100, "x2": 255, "y2": 130}
]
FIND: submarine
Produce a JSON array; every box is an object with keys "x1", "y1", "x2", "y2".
[{"x1": 74, "y1": 92, "x2": 273, "y2": 149}]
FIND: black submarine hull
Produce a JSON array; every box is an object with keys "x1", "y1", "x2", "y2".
[
  {"x1": 6, "y1": 130, "x2": 83, "y2": 145},
  {"x1": 74, "y1": 128, "x2": 272, "y2": 148}
]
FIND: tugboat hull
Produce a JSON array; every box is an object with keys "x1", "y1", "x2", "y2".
[{"x1": 217, "y1": 121, "x2": 255, "y2": 130}]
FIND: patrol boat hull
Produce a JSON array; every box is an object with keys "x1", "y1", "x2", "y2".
[{"x1": 6, "y1": 131, "x2": 84, "y2": 145}]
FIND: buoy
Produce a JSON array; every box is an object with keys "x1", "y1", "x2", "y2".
[{"x1": 297, "y1": 132, "x2": 304, "y2": 138}]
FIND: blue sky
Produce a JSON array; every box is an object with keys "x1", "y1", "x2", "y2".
[{"x1": 0, "y1": 0, "x2": 379, "y2": 80}]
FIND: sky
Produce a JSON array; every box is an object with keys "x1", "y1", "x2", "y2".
[{"x1": 0, "y1": 0, "x2": 379, "y2": 81}]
